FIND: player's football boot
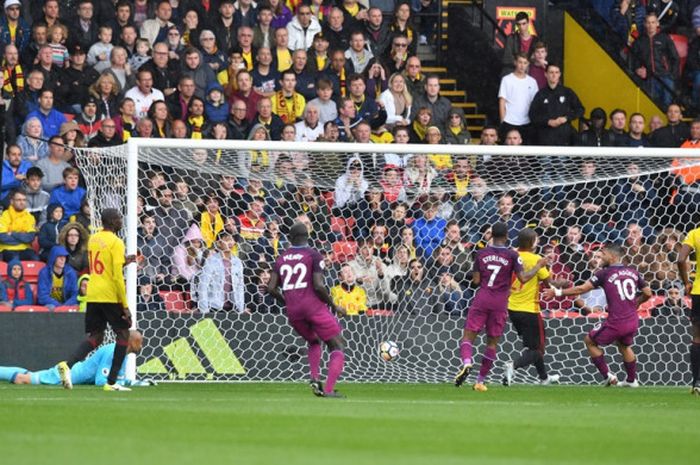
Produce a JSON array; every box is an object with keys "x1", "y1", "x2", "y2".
[
  {"x1": 309, "y1": 379, "x2": 324, "y2": 397},
  {"x1": 618, "y1": 379, "x2": 639, "y2": 388},
  {"x1": 103, "y1": 383, "x2": 132, "y2": 392},
  {"x1": 539, "y1": 374, "x2": 561, "y2": 385},
  {"x1": 322, "y1": 390, "x2": 345, "y2": 398},
  {"x1": 57, "y1": 361, "x2": 72, "y2": 390},
  {"x1": 502, "y1": 362, "x2": 514, "y2": 386},
  {"x1": 454, "y1": 364, "x2": 472, "y2": 387},
  {"x1": 604, "y1": 373, "x2": 618, "y2": 387},
  {"x1": 691, "y1": 385, "x2": 700, "y2": 396},
  {"x1": 472, "y1": 383, "x2": 488, "y2": 392}
]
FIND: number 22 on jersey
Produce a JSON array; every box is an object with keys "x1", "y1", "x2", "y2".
[{"x1": 280, "y1": 263, "x2": 308, "y2": 291}]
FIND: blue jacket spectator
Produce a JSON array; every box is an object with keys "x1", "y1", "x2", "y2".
[
  {"x1": 454, "y1": 177, "x2": 498, "y2": 244},
  {"x1": 0, "y1": 4, "x2": 31, "y2": 53},
  {"x1": 1, "y1": 145, "x2": 32, "y2": 201},
  {"x1": 48, "y1": 168, "x2": 87, "y2": 218},
  {"x1": 412, "y1": 201, "x2": 447, "y2": 258},
  {"x1": 0, "y1": 259, "x2": 34, "y2": 308},
  {"x1": 204, "y1": 82, "x2": 230, "y2": 124},
  {"x1": 37, "y1": 246, "x2": 79, "y2": 308},
  {"x1": 26, "y1": 89, "x2": 67, "y2": 139},
  {"x1": 38, "y1": 204, "x2": 67, "y2": 262}
]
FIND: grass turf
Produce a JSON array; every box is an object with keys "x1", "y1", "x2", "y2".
[{"x1": 0, "y1": 383, "x2": 697, "y2": 465}]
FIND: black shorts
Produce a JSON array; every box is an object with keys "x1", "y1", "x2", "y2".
[
  {"x1": 85, "y1": 302, "x2": 129, "y2": 333},
  {"x1": 692, "y1": 295, "x2": 700, "y2": 325},
  {"x1": 508, "y1": 310, "x2": 545, "y2": 351}
]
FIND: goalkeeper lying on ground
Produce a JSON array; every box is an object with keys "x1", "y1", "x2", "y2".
[{"x1": 0, "y1": 331, "x2": 145, "y2": 386}]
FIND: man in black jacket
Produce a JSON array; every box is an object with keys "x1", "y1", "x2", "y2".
[
  {"x1": 55, "y1": 45, "x2": 100, "y2": 114},
  {"x1": 141, "y1": 42, "x2": 181, "y2": 98},
  {"x1": 650, "y1": 102, "x2": 689, "y2": 147},
  {"x1": 631, "y1": 11, "x2": 679, "y2": 109},
  {"x1": 528, "y1": 63, "x2": 584, "y2": 146}
]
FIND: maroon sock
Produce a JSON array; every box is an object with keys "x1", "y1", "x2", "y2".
[
  {"x1": 623, "y1": 360, "x2": 637, "y2": 382},
  {"x1": 477, "y1": 347, "x2": 497, "y2": 384},
  {"x1": 324, "y1": 350, "x2": 344, "y2": 394},
  {"x1": 591, "y1": 355, "x2": 609, "y2": 378},
  {"x1": 308, "y1": 343, "x2": 321, "y2": 381}
]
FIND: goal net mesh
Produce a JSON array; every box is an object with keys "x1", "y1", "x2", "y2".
[{"x1": 73, "y1": 141, "x2": 698, "y2": 386}]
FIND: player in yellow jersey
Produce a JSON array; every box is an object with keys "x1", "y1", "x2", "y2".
[
  {"x1": 503, "y1": 228, "x2": 560, "y2": 386},
  {"x1": 677, "y1": 226, "x2": 700, "y2": 395},
  {"x1": 58, "y1": 209, "x2": 134, "y2": 392}
]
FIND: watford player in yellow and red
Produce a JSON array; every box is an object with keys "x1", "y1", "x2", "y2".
[
  {"x1": 58, "y1": 209, "x2": 135, "y2": 392},
  {"x1": 503, "y1": 228, "x2": 560, "y2": 386}
]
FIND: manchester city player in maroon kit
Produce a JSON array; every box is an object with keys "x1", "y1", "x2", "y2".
[
  {"x1": 544, "y1": 244, "x2": 652, "y2": 387},
  {"x1": 268, "y1": 222, "x2": 347, "y2": 398},
  {"x1": 455, "y1": 222, "x2": 548, "y2": 392}
]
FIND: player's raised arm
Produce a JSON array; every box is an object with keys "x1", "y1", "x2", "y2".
[{"x1": 677, "y1": 243, "x2": 694, "y2": 296}]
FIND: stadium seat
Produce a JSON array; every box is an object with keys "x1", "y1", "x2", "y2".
[
  {"x1": 21, "y1": 261, "x2": 46, "y2": 283},
  {"x1": 366, "y1": 309, "x2": 395, "y2": 316},
  {"x1": 322, "y1": 191, "x2": 334, "y2": 209},
  {"x1": 54, "y1": 306, "x2": 80, "y2": 313},
  {"x1": 0, "y1": 305, "x2": 12, "y2": 312},
  {"x1": 331, "y1": 241, "x2": 357, "y2": 263},
  {"x1": 31, "y1": 237, "x2": 40, "y2": 254},
  {"x1": 30, "y1": 284, "x2": 38, "y2": 303},
  {"x1": 0, "y1": 261, "x2": 6, "y2": 279},
  {"x1": 670, "y1": 34, "x2": 688, "y2": 75},
  {"x1": 159, "y1": 291, "x2": 191, "y2": 312},
  {"x1": 637, "y1": 295, "x2": 665, "y2": 319},
  {"x1": 14, "y1": 305, "x2": 50, "y2": 313}
]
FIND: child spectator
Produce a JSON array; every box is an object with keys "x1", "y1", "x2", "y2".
[
  {"x1": 37, "y1": 246, "x2": 79, "y2": 310},
  {"x1": 137, "y1": 275, "x2": 165, "y2": 313},
  {"x1": 47, "y1": 24, "x2": 69, "y2": 69},
  {"x1": 48, "y1": 167, "x2": 86, "y2": 218},
  {"x1": 204, "y1": 82, "x2": 230, "y2": 124},
  {"x1": 77, "y1": 275, "x2": 89, "y2": 312},
  {"x1": 200, "y1": 194, "x2": 225, "y2": 249},
  {"x1": 87, "y1": 26, "x2": 115, "y2": 73},
  {"x1": 23, "y1": 167, "x2": 50, "y2": 227},
  {"x1": 331, "y1": 264, "x2": 369, "y2": 316},
  {"x1": 172, "y1": 224, "x2": 205, "y2": 290},
  {"x1": 0, "y1": 259, "x2": 35, "y2": 308},
  {"x1": 38, "y1": 203, "x2": 67, "y2": 261},
  {"x1": 128, "y1": 38, "x2": 152, "y2": 71}
]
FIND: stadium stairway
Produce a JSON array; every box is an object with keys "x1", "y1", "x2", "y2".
[{"x1": 415, "y1": 0, "x2": 487, "y2": 138}]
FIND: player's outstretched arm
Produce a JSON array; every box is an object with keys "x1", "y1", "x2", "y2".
[
  {"x1": 677, "y1": 244, "x2": 693, "y2": 296},
  {"x1": 543, "y1": 281, "x2": 594, "y2": 300},
  {"x1": 313, "y1": 272, "x2": 346, "y2": 316},
  {"x1": 267, "y1": 271, "x2": 286, "y2": 305},
  {"x1": 517, "y1": 257, "x2": 550, "y2": 284}
]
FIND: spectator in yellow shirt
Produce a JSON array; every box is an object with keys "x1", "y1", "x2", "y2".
[
  {"x1": 0, "y1": 189, "x2": 39, "y2": 261},
  {"x1": 331, "y1": 263, "x2": 368, "y2": 316}
]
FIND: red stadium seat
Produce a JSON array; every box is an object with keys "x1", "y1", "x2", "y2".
[
  {"x1": 670, "y1": 34, "x2": 688, "y2": 75},
  {"x1": 21, "y1": 261, "x2": 46, "y2": 283},
  {"x1": 366, "y1": 309, "x2": 395, "y2": 316},
  {"x1": 159, "y1": 291, "x2": 191, "y2": 312},
  {"x1": 54, "y1": 306, "x2": 80, "y2": 313},
  {"x1": 638, "y1": 295, "x2": 664, "y2": 319},
  {"x1": 31, "y1": 237, "x2": 40, "y2": 254},
  {"x1": 584, "y1": 312, "x2": 608, "y2": 319},
  {"x1": 0, "y1": 305, "x2": 12, "y2": 312},
  {"x1": 322, "y1": 191, "x2": 334, "y2": 209},
  {"x1": 30, "y1": 284, "x2": 38, "y2": 303},
  {"x1": 331, "y1": 216, "x2": 350, "y2": 239},
  {"x1": 14, "y1": 305, "x2": 50, "y2": 313},
  {"x1": 0, "y1": 261, "x2": 6, "y2": 279},
  {"x1": 331, "y1": 241, "x2": 357, "y2": 263}
]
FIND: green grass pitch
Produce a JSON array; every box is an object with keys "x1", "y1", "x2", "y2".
[{"x1": 1, "y1": 383, "x2": 697, "y2": 465}]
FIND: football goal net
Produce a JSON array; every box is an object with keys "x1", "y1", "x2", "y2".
[{"x1": 73, "y1": 139, "x2": 699, "y2": 385}]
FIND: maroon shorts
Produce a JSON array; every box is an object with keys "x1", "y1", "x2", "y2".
[
  {"x1": 465, "y1": 305, "x2": 508, "y2": 338},
  {"x1": 589, "y1": 321, "x2": 638, "y2": 347},
  {"x1": 288, "y1": 306, "x2": 342, "y2": 343}
]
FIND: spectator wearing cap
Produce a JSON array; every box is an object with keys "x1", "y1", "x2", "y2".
[
  {"x1": 55, "y1": 44, "x2": 100, "y2": 114},
  {"x1": 26, "y1": 88, "x2": 66, "y2": 139},
  {"x1": 287, "y1": 4, "x2": 322, "y2": 52},
  {"x1": 578, "y1": 107, "x2": 616, "y2": 146},
  {"x1": 74, "y1": 96, "x2": 103, "y2": 142},
  {"x1": 23, "y1": 166, "x2": 50, "y2": 226},
  {"x1": 211, "y1": 0, "x2": 238, "y2": 54},
  {"x1": 199, "y1": 29, "x2": 227, "y2": 74},
  {"x1": 125, "y1": 69, "x2": 165, "y2": 119},
  {"x1": 140, "y1": 0, "x2": 175, "y2": 46},
  {"x1": 67, "y1": 0, "x2": 100, "y2": 52},
  {"x1": 0, "y1": 0, "x2": 30, "y2": 53}
]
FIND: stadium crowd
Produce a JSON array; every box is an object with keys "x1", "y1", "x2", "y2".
[{"x1": 0, "y1": 1, "x2": 696, "y2": 320}]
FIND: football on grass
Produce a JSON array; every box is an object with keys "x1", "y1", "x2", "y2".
[{"x1": 379, "y1": 341, "x2": 400, "y2": 361}]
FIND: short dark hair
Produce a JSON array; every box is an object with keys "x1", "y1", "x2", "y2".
[
  {"x1": 515, "y1": 11, "x2": 529, "y2": 23},
  {"x1": 517, "y1": 228, "x2": 537, "y2": 249},
  {"x1": 26, "y1": 167, "x2": 44, "y2": 179},
  {"x1": 492, "y1": 222, "x2": 509, "y2": 239},
  {"x1": 604, "y1": 243, "x2": 624, "y2": 257}
]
